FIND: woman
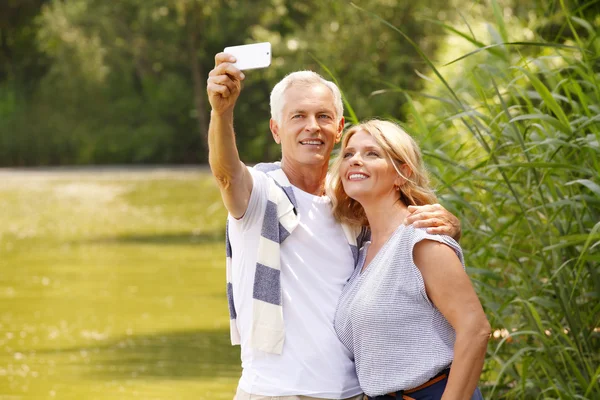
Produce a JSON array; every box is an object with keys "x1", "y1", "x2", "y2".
[{"x1": 329, "y1": 120, "x2": 490, "y2": 399}]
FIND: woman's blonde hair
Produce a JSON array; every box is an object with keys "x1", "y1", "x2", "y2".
[{"x1": 328, "y1": 119, "x2": 437, "y2": 228}]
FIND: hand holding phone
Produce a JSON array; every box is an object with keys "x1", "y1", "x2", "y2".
[{"x1": 224, "y1": 42, "x2": 271, "y2": 71}]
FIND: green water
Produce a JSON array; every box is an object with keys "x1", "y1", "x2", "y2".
[{"x1": 0, "y1": 168, "x2": 240, "y2": 399}]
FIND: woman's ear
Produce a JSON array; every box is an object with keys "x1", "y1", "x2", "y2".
[{"x1": 395, "y1": 164, "x2": 413, "y2": 187}]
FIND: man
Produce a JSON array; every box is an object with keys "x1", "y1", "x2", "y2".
[{"x1": 206, "y1": 52, "x2": 461, "y2": 400}]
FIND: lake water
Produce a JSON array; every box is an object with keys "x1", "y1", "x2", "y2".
[{"x1": 0, "y1": 168, "x2": 240, "y2": 399}]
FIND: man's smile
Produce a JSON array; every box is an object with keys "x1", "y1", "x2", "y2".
[{"x1": 299, "y1": 139, "x2": 324, "y2": 146}]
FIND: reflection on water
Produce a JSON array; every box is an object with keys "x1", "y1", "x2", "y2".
[
  {"x1": 0, "y1": 169, "x2": 239, "y2": 399},
  {"x1": 1, "y1": 327, "x2": 239, "y2": 398}
]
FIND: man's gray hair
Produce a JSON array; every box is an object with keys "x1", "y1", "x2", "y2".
[{"x1": 269, "y1": 71, "x2": 344, "y2": 125}]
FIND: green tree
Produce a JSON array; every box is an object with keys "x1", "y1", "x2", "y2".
[{"x1": 0, "y1": 0, "x2": 478, "y2": 165}]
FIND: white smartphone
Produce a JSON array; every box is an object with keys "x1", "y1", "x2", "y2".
[{"x1": 224, "y1": 42, "x2": 271, "y2": 71}]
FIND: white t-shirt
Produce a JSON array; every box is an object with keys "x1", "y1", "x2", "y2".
[{"x1": 227, "y1": 167, "x2": 360, "y2": 398}]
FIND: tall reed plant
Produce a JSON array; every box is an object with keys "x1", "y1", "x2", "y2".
[{"x1": 354, "y1": 0, "x2": 599, "y2": 398}]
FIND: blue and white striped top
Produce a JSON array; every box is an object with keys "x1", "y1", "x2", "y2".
[{"x1": 334, "y1": 225, "x2": 463, "y2": 396}]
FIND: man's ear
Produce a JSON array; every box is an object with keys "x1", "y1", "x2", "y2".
[
  {"x1": 335, "y1": 117, "x2": 345, "y2": 143},
  {"x1": 270, "y1": 119, "x2": 281, "y2": 144}
]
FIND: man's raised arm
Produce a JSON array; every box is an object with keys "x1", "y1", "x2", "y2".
[{"x1": 206, "y1": 52, "x2": 253, "y2": 219}]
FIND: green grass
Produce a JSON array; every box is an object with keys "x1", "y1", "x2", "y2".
[
  {"x1": 355, "y1": 0, "x2": 600, "y2": 397},
  {"x1": 0, "y1": 168, "x2": 239, "y2": 399}
]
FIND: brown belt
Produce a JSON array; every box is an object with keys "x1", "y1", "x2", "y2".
[
  {"x1": 363, "y1": 370, "x2": 449, "y2": 400},
  {"x1": 391, "y1": 372, "x2": 448, "y2": 399}
]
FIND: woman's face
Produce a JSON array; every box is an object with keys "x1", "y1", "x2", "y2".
[{"x1": 340, "y1": 130, "x2": 399, "y2": 203}]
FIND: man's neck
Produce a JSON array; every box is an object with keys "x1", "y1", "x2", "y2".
[{"x1": 280, "y1": 159, "x2": 329, "y2": 196}]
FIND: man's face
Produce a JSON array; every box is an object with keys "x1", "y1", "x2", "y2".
[{"x1": 270, "y1": 83, "x2": 344, "y2": 167}]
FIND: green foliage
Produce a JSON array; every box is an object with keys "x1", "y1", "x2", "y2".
[
  {"x1": 0, "y1": 0, "x2": 457, "y2": 165},
  {"x1": 362, "y1": 0, "x2": 599, "y2": 397},
  {"x1": 0, "y1": 0, "x2": 275, "y2": 165}
]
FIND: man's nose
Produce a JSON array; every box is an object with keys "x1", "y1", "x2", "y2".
[{"x1": 304, "y1": 115, "x2": 319, "y2": 132}]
